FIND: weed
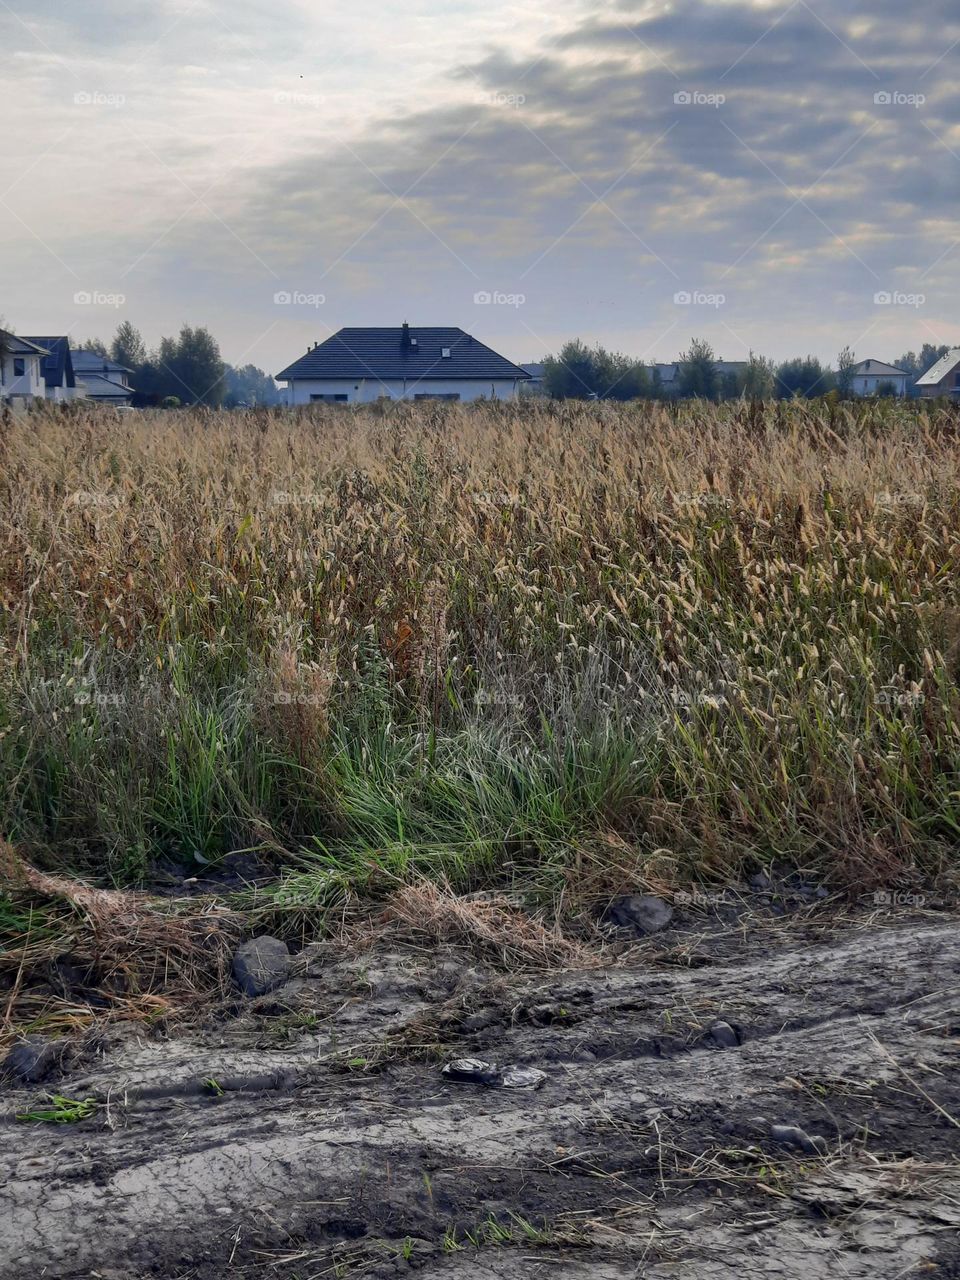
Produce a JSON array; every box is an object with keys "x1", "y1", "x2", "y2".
[{"x1": 16, "y1": 1094, "x2": 98, "y2": 1124}]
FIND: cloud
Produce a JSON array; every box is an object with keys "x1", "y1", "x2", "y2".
[{"x1": 1, "y1": 0, "x2": 958, "y2": 369}]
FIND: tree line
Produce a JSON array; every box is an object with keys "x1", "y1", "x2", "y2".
[
  {"x1": 542, "y1": 338, "x2": 953, "y2": 401},
  {"x1": 82, "y1": 322, "x2": 279, "y2": 408}
]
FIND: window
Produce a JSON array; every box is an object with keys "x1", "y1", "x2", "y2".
[
  {"x1": 310, "y1": 393, "x2": 349, "y2": 403},
  {"x1": 13, "y1": 358, "x2": 25, "y2": 377},
  {"x1": 441, "y1": 348, "x2": 451, "y2": 358},
  {"x1": 414, "y1": 392, "x2": 460, "y2": 401}
]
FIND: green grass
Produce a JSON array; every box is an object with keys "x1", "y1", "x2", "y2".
[{"x1": 16, "y1": 1095, "x2": 98, "y2": 1124}]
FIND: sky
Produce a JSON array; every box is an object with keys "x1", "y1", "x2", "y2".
[{"x1": 1, "y1": 0, "x2": 958, "y2": 374}]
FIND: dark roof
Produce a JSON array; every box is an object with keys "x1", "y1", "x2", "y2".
[
  {"x1": 76, "y1": 373, "x2": 134, "y2": 399},
  {"x1": 0, "y1": 329, "x2": 49, "y2": 356},
  {"x1": 277, "y1": 327, "x2": 531, "y2": 383},
  {"x1": 22, "y1": 336, "x2": 76, "y2": 389},
  {"x1": 71, "y1": 349, "x2": 135, "y2": 376}
]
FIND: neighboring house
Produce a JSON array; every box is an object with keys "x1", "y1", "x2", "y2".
[
  {"x1": 850, "y1": 358, "x2": 910, "y2": 397},
  {"x1": 71, "y1": 349, "x2": 136, "y2": 404},
  {"x1": 21, "y1": 336, "x2": 79, "y2": 401},
  {"x1": 915, "y1": 348, "x2": 960, "y2": 399},
  {"x1": 519, "y1": 363, "x2": 546, "y2": 396},
  {"x1": 653, "y1": 360, "x2": 748, "y2": 390},
  {"x1": 277, "y1": 324, "x2": 531, "y2": 405},
  {"x1": 0, "y1": 330, "x2": 49, "y2": 406}
]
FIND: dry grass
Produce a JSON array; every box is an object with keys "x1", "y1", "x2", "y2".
[
  {"x1": 0, "y1": 842, "x2": 241, "y2": 1047},
  {"x1": 1, "y1": 395, "x2": 959, "y2": 898}
]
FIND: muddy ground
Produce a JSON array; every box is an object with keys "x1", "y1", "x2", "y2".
[{"x1": 2, "y1": 904, "x2": 959, "y2": 1280}]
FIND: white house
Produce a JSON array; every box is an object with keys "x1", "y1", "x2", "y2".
[
  {"x1": 915, "y1": 349, "x2": 960, "y2": 399},
  {"x1": 850, "y1": 358, "x2": 910, "y2": 398},
  {"x1": 0, "y1": 331, "x2": 49, "y2": 406},
  {"x1": 22, "y1": 336, "x2": 80, "y2": 401},
  {"x1": 71, "y1": 349, "x2": 136, "y2": 404},
  {"x1": 277, "y1": 325, "x2": 531, "y2": 405}
]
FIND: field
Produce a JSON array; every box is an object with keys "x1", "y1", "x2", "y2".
[{"x1": 2, "y1": 398, "x2": 960, "y2": 1279}]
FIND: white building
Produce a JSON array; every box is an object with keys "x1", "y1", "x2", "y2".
[
  {"x1": 277, "y1": 325, "x2": 530, "y2": 405},
  {"x1": 850, "y1": 358, "x2": 910, "y2": 397},
  {"x1": 0, "y1": 331, "x2": 49, "y2": 406},
  {"x1": 915, "y1": 349, "x2": 960, "y2": 399},
  {"x1": 71, "y1": 350, "x2": 136, "y2": 404},
  {"x1": 22, "y1": 336, "x2": 80, "y2": 401}
]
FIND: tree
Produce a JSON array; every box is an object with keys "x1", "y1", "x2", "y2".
[
  {"x1": 111, "y1": 321, "x2": 146, "y2": 372},
  {"x1": 81, "y1": 337, "x2": 108, "y2": 357},
  {"x1": 544, "y1": 340, "x2": 600, "y2": 399},
  {"x1": 737, "y1": 352, "x2": 776, "y2": 399},
  {"x1": 146, "y1": 326, "x2": 225, "y2": 406},
  {"x1": 836, "y1": 346, "x2": 857, "y2": 398},
  {"x1": 677, "y1": 338, "x2": 718, "y2": 399},
  {"x1": 223, "y1": 364, "x2": 280, "y2": 407},
  {"x1": 775, "y1": 355, "x2": 834, "y2": 399},
  {"x1": 543, "y1": 340, "x2": 648, "y2": 400}
]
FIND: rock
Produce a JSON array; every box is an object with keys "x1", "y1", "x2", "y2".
[
  {"x1": 748, "y1": 871, "x2": 772, "y2": 891},
  {"x1": 710, "y1": 1020, "x2": 739, "y2": 1048},
  {"x1": 500, "y1": 1066, "x2": 547, "y2": 1089},
  {"x1": 2, "y1": 1036, "x2": 63, "y2": 1084},
  {"x1": 604, "y1": 894, "x2": 674, "y2": 935},
  {"x1": 232, "y1": 936, "x2": 292, "y2": 996},
  {"x1": 770, "y1": 1123, "x2": 828, "y2": 1155}
]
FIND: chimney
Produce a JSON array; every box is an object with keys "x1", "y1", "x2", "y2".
[{"x1": 401, "y1": 321, "x2": 412, "y2": 350}]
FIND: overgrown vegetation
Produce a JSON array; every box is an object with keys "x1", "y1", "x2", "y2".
[{"x1": 2, "y1": 396, "x2": 960, "y2": 904}]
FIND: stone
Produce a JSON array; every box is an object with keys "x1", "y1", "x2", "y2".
[
  {"x1": 710, "y1": 1021, "x2": 739, "y2": 1048},
  {"x1": 604, "y1": 894, "x2": 674, "y2": 935},
  {"x1": 770, "y1": 1123, "x2": 828, "y2": 1155},
  {"x1": 2, "y1": 1036, "x2": 63, "y2": 1084},
  {"x1": 232, "y1": 936, "x2": 292, "y2": 996}
]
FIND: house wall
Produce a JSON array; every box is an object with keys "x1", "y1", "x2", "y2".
[
  {"x1": 852, "y1": 374, "x2": 908, "y2": 397},
  {"x1": 0, "y1": 352, "x2": 44, "y2": 400},
  {"x1": 282, "y1": 377, "x2": 522, "y2": 406},
  {"x1": 918, "y1": 367, "x2": 960, "y2": 397}
]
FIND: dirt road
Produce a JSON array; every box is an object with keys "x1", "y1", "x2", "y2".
[{"x1": 3, "y1": 913, "x2": 959, "y2": 1279}]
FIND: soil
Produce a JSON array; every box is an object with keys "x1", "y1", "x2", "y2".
[{"x1": 2, "y1": 908, "x2": 959, "y2": 1280}]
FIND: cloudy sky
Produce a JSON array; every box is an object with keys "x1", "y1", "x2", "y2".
[{"x1": 1, "y1": 0, "x2": 958, "y2": 373}]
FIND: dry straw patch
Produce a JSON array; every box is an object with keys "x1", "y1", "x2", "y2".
[{"x1": 0, "y1": 843, "x2": 241, "y2": 1046}]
